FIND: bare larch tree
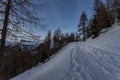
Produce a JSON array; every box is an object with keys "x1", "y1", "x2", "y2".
[{"x1": 0, "y1": 0, "x2": 43, "y2": 49}]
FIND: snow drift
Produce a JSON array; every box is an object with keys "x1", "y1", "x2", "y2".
[{"x1": 11, "y1": 23, "x2": 120, "y2": 80}]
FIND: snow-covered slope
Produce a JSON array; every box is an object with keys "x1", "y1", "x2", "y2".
[
  {"x1": 87, "y1": 23, "x2": 120, "y2": 53},
  {"x1": 11, "y1": 43, "x2": 75, "y2": 80},
  {"x1": 11, "y1": 23, "x2": 120, "y2": 80}
]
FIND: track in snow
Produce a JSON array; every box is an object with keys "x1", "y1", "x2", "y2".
[
  {"x1": 65, "y1": 43, "x2": 120, "y2": 80},
  {"x1": 11, "y1": 42, "x2": 120, "y2": 80},
  {"x1": 11, "y1": 23, "x2": 120, "y2": 80}
]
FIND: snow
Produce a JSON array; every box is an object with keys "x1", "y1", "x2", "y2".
[
  {"x1": 19, "y1": 40, "x2": 43, "y2": 50},
  {"x1": 11, "y1": 43, "x2": 74, "y2": 80},
  {"x1": 11, "y1": 23, "x2": 120, "y2": 80},
  {"x1": 87, "y1": 23, "x2": 120, "y2": 53}
]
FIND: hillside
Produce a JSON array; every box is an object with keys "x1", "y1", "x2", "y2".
[{"x1": 11, "y1": 23, "x2": 120, "y2": 80}]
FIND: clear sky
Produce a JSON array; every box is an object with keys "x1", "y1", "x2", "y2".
[{"x1": 36, "y1": 0, "x2": 94, "y2": 39}]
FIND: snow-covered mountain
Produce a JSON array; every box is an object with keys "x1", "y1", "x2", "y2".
[
  {"x1": 18, "y1": 40, "x2": 43, "y2": 51},
  {"x1": 11, "y1": 23, "x2": 120, "y2": 80}
]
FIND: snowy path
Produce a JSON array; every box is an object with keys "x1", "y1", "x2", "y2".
[
  {"x1": 11, "y1": 42, "x2": 120, "y2": 80},
  {"x1": 11, "y1": 23, "x2": 120, "y2": 80},
  {"x1": 65, "y1": 43, "x2": 120, "y2": 80}
]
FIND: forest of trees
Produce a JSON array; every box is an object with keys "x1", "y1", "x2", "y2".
[
  {"x1": 78, "y1": 0, "x2": 120, "y2": 40},
  {"x1": 0, "y1": 0, "x2": 120, "y2": 80}
]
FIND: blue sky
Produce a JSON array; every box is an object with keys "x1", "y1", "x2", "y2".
[{"x1": 36, "y1": 0, "x2": 94, "y2": 39}]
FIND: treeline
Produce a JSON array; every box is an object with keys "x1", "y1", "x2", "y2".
[
  {"x1": 36, "y1": 27, "x2": 76, "y2": 63},
  {"x1": 77, "y1": 0, "x2": 120, "y2": 41}
]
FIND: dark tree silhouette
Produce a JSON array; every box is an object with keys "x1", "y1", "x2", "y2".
[
  {"x1": 53, "y1": 27, "x2": 61, "y2": 48},
  {"x1": 78, "y1": 11, "x2": 88, "y2": 42},
  {"x1": 1, "y1": 0, "x2": 11, "y2": 49},
  {"x1": 91, "y1": 0, "x2": 112, "y2": 38}
]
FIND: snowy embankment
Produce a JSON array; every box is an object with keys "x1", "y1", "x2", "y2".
[
  {"x1": 11, "y1": 43, "x2": 76, "y2": 80},
  {"x1": 11, "y1": 23, "x2": 120, "y2": 80}
]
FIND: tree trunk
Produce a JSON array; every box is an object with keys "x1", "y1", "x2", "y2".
[{"x1": 1, "y1": 0, "x2": 11, "y2": 49}]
